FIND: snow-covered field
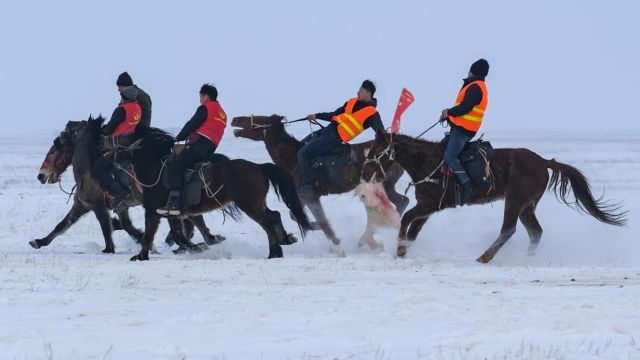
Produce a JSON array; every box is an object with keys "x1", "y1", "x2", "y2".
[{"x1": 0, "y1": 133, "x2": 638, "y2": 359}]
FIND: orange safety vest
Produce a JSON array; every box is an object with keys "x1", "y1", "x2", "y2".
[
  {"x1": 112, "y1": 101, "x2": 142, "y2": 137},
  {"x1": 448, "y1": 80, "x2": 488, "y2": 132},
  {"x1": 331, "y1": 98, "x2": 378, "y2": 143}
]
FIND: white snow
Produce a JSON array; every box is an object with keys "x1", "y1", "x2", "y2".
[{"x1": 0, "y1": 133, "x2": 639, "y2": 359}]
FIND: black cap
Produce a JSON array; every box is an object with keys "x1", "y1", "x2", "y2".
[
  {"x1": 116, "y1": 72, "x2": 134, "y2": 87},
  {"x1": 361, "y1": 79, "x2": 376, "y2": 96},
  {"x1": 199, "y1": 83, "x2": 218, "y2": 101},
  {"x1": 469, "y1": 59, "x2": 489, "y2": 77}
]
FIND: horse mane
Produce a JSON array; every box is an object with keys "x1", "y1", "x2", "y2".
[
  {"x1": 388, "y1": 133, "x2": 442, "y2": 156},
  {"x1": 83, "y1": 116, "x2": 105, "y2": 164},
  {"x1": 271, "y1": 121, "x2": 302, "y2": 145},
  {"x1": 137, "y1": 127, "x2": 176, "y2": 156}
]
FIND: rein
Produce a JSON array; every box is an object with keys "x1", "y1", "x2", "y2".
[{"x1": 111, "y1": 138, "x2": 168, "y2": 188}]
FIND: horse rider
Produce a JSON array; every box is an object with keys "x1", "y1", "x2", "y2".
[
  {"x1": 440, "y1": 58, "x2": 490, "y2": 205},
  {"x1": 92, "y1": 86, "x2": 143, "y2": 208},
  {"x1": 116, "y1": 72, "x2": 152, "y2": 129},
  {"x1": 157, "y1": 84, "x2": 227, "y2": 215},
  {"x1": 299, "y1": 80, "x2": 384, "y2": 197}
]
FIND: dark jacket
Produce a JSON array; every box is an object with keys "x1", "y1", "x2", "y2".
[
  {"x1": 175, "y1": 105, "x2": 217, "y2": 158},
  {"x1": 315, "y1": 98, "x2": 384, "y2": 137},
  {"x1": 102, "y1": 105, "x2": 127, "y2": 135},
  {"x1": 447, "y1": 76, "x2": 485, "y2": 137},
  {"x1": 132, "y1": 85, "x2": 152, "y2": 128}
]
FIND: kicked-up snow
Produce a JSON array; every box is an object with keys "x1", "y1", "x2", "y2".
[{"x1": 0, "y1": 132, "x2": 638, "y2": 359}]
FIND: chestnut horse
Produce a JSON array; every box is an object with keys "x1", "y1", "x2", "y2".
[
  {"x1": 231, "y1": 114, "x2": 409, "y2": 250},
  {"x1": 363, "y1": 131, "x2": 626, "y2": 263}
]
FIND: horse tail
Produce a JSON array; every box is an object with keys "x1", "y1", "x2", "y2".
[
  {"x1": 546, "y1": 159, "x2": 627, "y2": 226},
  {"x1": 259, "y1": 163, "x2": 312, "y2": 235}
]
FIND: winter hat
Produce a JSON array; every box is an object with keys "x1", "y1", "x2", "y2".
[
  {"x1": 116, "y1": 72, "x2": 134, "y2": 87},
  {"x1": 361, "y1": 79, "x2": 376, "y2": 96},
  {"x1": 121, "y1": 86, "x2": 138, "y2": 101},
  {"x1": 469, "y1": 59, "x2": 489, "y2": 77}
]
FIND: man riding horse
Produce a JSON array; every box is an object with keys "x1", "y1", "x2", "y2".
[
  {"x1": 92, "y1": 86, "x2": 143, "y2": 209},
  {"x1": 157, "y1": 84, "x2": 227, "y2": 215},
  {"x1": 440, "y1": 59, "x2": 490, "y2": 205},
  {"x1": 298, "y1": 80, "x2": 384, "y2": 198},
  {"x1": 116, "y1": 72, "x2": 152, "y2": 129}
]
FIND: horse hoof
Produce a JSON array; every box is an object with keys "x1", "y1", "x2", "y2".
[
  {"x1": 173, "y1": 246, "x2": 188, "y2": 255},
  {"x1": 102, "y1": 248, "x2": 115, "y2": 254},
  {"x1": 29, "y1": 240, "x2": 41, "y2": 249},
  {"x1": 476, "y1": 253, "x2": 493, "y2": 264},
  {"x1": 279, "y1": 233, "x2": 298, "y2": 246},
  {"x1": 396, "y1": 245, "x2": 407, "y2": 257},
  {"x1": 205, "y1": 234, "x2": 226, "y2": 245},
  {"x1": 190, "y1": 242, "x2": 208, "y2": 253},
  {"x1": 165, "y1": 236, "x2": 176, "y2": 247},
  {"x1": 130, "y1": 252, "x2": 149, "y2": 261}
]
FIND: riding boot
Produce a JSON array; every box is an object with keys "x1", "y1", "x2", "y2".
[
  {"x1": 157, "y1": 191, "x2": 182, "y2": 216},
  {"x1": 459, "y1": 180, "x2": 475, "y2": 206}
]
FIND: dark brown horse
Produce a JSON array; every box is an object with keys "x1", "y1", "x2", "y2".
[
  {"x1": 126, "y1": 120, "x2": 312, "y2": 261},
  {"x1": 362, "y1": 131, "x2": 627, "y2": 263},
  {"x1": 34, "y1": 118, "x2": 223, "y2": 253},
  {"x1": 231, "y1": 115, "x2": 409, "y2": 249}
]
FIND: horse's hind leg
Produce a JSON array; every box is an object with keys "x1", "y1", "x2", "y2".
[
  {"x1": 396, "y1": 204, "x2": 433, "y2": 257},
  {"x1": 114, "y1": 209, "x2": 144, "y2": 244},
  {"x1": 238, "y1": 203, "x2": 284, "y2": 259},
  {"x1": 190, "y1": 215, "x2": 226, "y2": 245},
  {"x1": 93, "y1": 207, "x2": 116, "y2": 253},
  {"x1": 477, "y1": 198, "x2": 522, "y2": 263},
  {"x1": 265, "y1": 208, "x2": 297, "y2": 246},
  {"x1": 30, "y1": 202, "x2": 89, "y2": 249},
  {"x1": 306, "y1": 197, "x2": 341, "y2": 248},
  {"x1": 167, "y1": 217, "x2": 207, "y2": 254},
  {"x1": 519, "y1": 206, "x2": 543, "y2": 256},
  {"x1": 165, "y1": 217, "x2": 195, "y2": 247}
]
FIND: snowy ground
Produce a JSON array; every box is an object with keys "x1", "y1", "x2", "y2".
[{"x1": 0, "y1": 132, "x2": 639, "y2": 359}]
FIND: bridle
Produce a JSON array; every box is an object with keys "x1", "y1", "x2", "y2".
[{"x1": 363, "y1": 133, "x2": 396, "y2": 181}]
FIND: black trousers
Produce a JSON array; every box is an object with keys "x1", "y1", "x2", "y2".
[{"x1": 167, "y1": 137, "x2": 217, "y2": 191}]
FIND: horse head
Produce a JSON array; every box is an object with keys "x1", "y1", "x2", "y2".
[
  {"x1": 231, "y1": 114, "x2": 285, "y2": 141},
  {"x1": 361, "y1": 129, "x2": 397, "y2": 183},
  {"x1": 37, "y1": 120, "x2": 85, "y2": 184}
]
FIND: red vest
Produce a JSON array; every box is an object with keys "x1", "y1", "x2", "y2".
[
  {"x1": 112, "y1": 101, "x2": 142, "y2": 137},
  {"x1": 189, "y1": 101, "x2": 227, "y2": 145}
]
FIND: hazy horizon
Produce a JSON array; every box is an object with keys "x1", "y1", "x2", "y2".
[{"x1": 2, "y1": 0, "x2": 638, "y2": 140}]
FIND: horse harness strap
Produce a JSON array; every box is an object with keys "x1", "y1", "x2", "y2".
[{"x1": 404, "y1": 160, "x2": 444, "y2": 195}]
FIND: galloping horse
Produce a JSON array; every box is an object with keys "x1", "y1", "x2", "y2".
[
  {"x1": 231, "y1": 114, "x2": 409, "y2": 249},
  {"x1": 363, "y1": 131, "x2": 627, "y2": 263},
  {"x1": 34, "y1": 118, "x2": 223, "y2": 253},
  {"x1": 124, "y1": 120, "x2": 312, "y2": 261}
]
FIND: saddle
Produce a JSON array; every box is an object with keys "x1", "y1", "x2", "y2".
[
  {"x1": 161, "y1": 151, "x2": 229, "y2": 206},
  {"x1": 441, "y1": 134, "x2": 496, "y2": 186},
  {"x1": 308, "y1": 144, "x2": 356, "y2": 187}
]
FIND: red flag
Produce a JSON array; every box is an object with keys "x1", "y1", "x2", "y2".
[{"x1": 391, "y1": 88, "x2": 414, "y2": 133}]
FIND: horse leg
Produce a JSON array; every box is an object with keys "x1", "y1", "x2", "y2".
[
  {"x1": 114, "y1": 209, "x2": 144, "y2": 244},
  {"x1": 167, "y1": 217, "x2": 207, "y2": 254},
  {"x1": 406, "y1": 213, "x2": 433, "y2": 242},
  {"x1": 239, "y1": 204, "x2": 284, "y2": 259},
  {"x1": 130, "y1": 211, "x2": 161, "y2": 261},
  {"x1": 519, "y1": 206, "x2": 543, "y2": 256},
  {"x1": 477, "y1": 198, "x2": 522, "y2": 263},
  {"x1": 93, "y1": 207, "x2": 116, "y2": 253},
  {"x1": 383, "y1": 180, "x2": 410, "y2": 215},
  {"x1": 290, "y1": 200, "x2": 320, "y2": 230},
  {"x1": 30, "y1": 202, "x2": 89, "y2": 249},
  {"x1": 396, "y1": 204, "x2": 431, "y2": 257},
  {"x1": 165, "y1": 217, "x2": 195, "y2": 246},
  {"x1": 305, "y1": 197, "x2": 342, "y2": 250},
  {"x1": 190, "y1": 215, "x2": 226, "y2": 245}
]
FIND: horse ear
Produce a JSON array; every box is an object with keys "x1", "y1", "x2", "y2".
[
  {"x1": 375, "y1": 128, "x2": 389, "y2": 144},
  {"x1": 88, "y1": 114, "x2": 93, "y2": 121}
]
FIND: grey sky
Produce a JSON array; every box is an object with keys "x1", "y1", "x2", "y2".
[{"x1": 1, "y1": 0, "x2": 638, "y2": 138}]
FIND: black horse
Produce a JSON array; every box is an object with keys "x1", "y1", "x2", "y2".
[
  {"x1": 34, "y1": 117, "x2": 223, "y2": 253},
  {"x1": 119, "y1": 119, "x2": 312, "y2": 261}
]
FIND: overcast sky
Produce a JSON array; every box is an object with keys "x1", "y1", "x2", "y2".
[{"x1": 1, "y1": 0, "x2": 638, "y2": 139}]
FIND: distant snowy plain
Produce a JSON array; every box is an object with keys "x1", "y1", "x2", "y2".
[{"x1": 0, "y1": 132, "x2": 638, "y2": 359}]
